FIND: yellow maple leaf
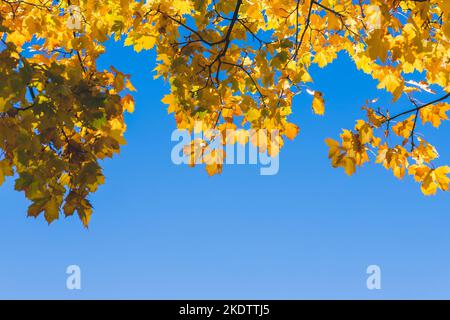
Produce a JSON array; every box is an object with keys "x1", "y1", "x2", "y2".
[
  {"x1": 285, "y1": 123, "x2": 300, "y2": 140},
  {"x1": 420, "y1": 103, "x2": 450, "y2": 128},
  {"x1": 392, "y1": 115, "x2": 415, "y2": 139},
  {"x1": 312, "y1": 91, "x2": 325, "y2": 115},
  {"x1": 122, "y1": 94, "x2": 135, "y2": 113},
  {"x1": 246, "y1": 108, "x2": 261, "y2": 122}
]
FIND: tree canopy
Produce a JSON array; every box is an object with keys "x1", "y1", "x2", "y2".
[{"x1": 0, "y1": 0, "x2": 449, "y2": 226}]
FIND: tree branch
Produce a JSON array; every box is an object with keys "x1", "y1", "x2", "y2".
[{"x1": 383, "y1": 92, "x2": 450, "y2": 123}]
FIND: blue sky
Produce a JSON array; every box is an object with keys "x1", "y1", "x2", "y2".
[{"x1": 0, "y1": 40, "x2": 449, "y2": 299}]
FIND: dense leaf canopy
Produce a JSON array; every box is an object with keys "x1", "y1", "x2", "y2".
[{"x1": 0, "y1": 0, "x2": 449, "y2": 226}]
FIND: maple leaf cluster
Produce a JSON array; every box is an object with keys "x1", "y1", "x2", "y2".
[{"x1": 0, "y1": 0, "x2": 449, "y2": 226}]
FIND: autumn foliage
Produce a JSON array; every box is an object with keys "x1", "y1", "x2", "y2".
[{"x1": 0, "y1": 0, "x2": 449, "y2": 226}]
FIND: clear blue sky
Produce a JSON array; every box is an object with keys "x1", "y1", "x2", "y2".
[{"x1": 0, "y1": 40, "x2": 449, "y2": 299}]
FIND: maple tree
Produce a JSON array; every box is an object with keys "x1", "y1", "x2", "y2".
[{"x1": 0, "y1": 0, "x2": 449, "y2": 226}]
